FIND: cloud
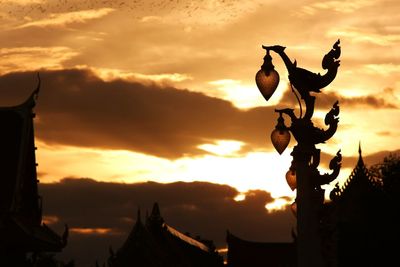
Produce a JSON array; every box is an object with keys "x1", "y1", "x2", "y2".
[
  {"x1": 363, "y1": 64, "x2": 400, "y2": 77},
  {"x1": 80, "y1": 65, "x2": 193, "y2": 85},
  {"x1": 0, "y1": 69, "x2": 279, "y2": 159},
  {"x1": 39, "y1": 178, "x2": 294, "y2": 266},
  {"x1": 280, "y1": 88, "x2": 398, "y2": 110},
  {"x1": 298, "y1": 0, "x2": 377, "y2": 15},
  {"x1": 16, "y1": 8, "x2": 115, "y2": 28},
  {"x1": 0, "y1": 47, "x2": 78, "y2": 74},
  {"x1": 69, "y1": 228, "x2": 119, "y2": 235},
  {"x1": 327, "y1": 26, "x2": 400, "y2": 46},
  {"x1": 375, "y1": 131, "x2": 393, "y2": 136}
]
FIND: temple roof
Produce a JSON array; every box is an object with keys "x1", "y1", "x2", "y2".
[
  {"x1": 0, "y1": 216, "x2": 67, "y2": 252},
  {"x1": 329, "y1": 144, "x2": 380, "y2": 201},
  {"x1": 0, "y1": 77, "x2": 67, "y2": 253},
  {"x1": 164, "y1": 224, "x2": 210, "y2": 252},
  {"x1": 0, "y1": 87, "x2": 40, "y2": 219},
  {"x1": 110, "y1": 203, "x2": 222, "y2": 267},
  {"x1": 226, "y1": 231, "x2": 295, "y2": 267},
  {"x1": 325, "y1": 144, "x2": 399, "y2": 266}
]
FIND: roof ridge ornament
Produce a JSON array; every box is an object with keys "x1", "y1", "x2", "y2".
[
  {"x1": 357, "y1": 141, "x2": 365, "y2": 167},
  {"x1": 33, "y1": 72, "x2": 41, "y2": 102},
  {"x1": 21, "y1": 72, "x2": 41, "y2": 109}
]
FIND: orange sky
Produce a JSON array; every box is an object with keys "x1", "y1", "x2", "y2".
[
  {"x1": 1, "y1": 0, "x2": 400, "y2": 207},
  {"x1": 2, "y1": 1, "x2": 400, "y2": 265}
]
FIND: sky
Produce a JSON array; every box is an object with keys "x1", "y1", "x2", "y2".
[{"x1": 1, "y1": 0, "x2": 400, "y2": 265}]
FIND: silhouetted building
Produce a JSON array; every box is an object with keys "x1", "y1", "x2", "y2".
[
  {"x1": 108, "y1": 203, "x2": 223, "y2": 267},
  {"x1": 226, "y1": 231, "x2": 296, "y2": 267},
  {"x1": 327, "y1": 146, "x2": 399, "y2": 267},
  {"x1": 0, "y1": 84, "x2": 67, "y2": 264},
  {"x1": 227, "y1": 145, "x2": 400, "y2": 267}
]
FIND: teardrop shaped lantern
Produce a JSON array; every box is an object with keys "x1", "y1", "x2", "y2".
[
  {"x1": 271, "y1": 113, "x2": 290, "y2": 154},
  {"x1": 285, "y1": 169, "x2": 297, "y2": 191},
  {"x1": 256, "y1": 50, "x2": 280, "y2": 102},
  {"x1": 290, "y1": 201, "x2": 297, "y2": 217}
]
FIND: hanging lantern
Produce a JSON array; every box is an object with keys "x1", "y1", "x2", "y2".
[
  {"x1": 270, "y1": 113, "x2": 290, "y2": 154},
  {"x1": 255, "y1": 50, "x2": 280, "y2": 102},
  {"x1": 290, "y1": 201, "x2": 297, "y2": 217},
  {"x1": 285, "y1": 169, "x2": 297, "y2": 191}
]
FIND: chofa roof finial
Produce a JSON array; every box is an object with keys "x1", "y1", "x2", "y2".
[{"x1": 357, "y1": 141, "x2": 365, "y2": 167}]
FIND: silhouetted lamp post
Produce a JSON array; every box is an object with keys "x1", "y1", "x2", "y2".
[{"x1": 256, "y1": 40, "x2": 343, "y2": 267}]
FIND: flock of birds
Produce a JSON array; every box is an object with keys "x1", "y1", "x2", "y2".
[{"x1": 0, "y1": 0, "x2": 249, "y2": 25}]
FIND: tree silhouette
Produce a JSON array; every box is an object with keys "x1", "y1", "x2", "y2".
[
  {"x1": 368, "y1": 153, "x2": 400, "y2": 266},
  {"x1": 370, "y1": 153, "x2": 400, "y2": 198},
  {"x1": 27, "y1": 253, "x2": 75, "y2": 267}
]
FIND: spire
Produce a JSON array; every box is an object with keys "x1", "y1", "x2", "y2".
[
  {"x1": 147, "y1": 202, "x2": 164, "y2": 227},
  {"x1": 151, "y1": 202, "x2": 161, "y2": 218},
  {"x1": 357, "y1": 141, "x2": 365, "y2": 167}
]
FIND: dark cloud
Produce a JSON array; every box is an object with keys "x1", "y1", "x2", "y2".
[
  {"x1": 39, "y1": 179, "x2": 295, "y2": 266},
  {"x1": 0, "y1": 69, "x2": 280, "y2": 159},
  {"x1": 280, "y1": 88, "x2": 398, "y2": 110}
]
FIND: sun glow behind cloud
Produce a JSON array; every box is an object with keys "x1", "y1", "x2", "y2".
[
  {"x1": 207, "y1": 78, "x2": 289, "y2": 109},
  {"x1": 265, "y1": 198, "x2": 292, "y2": 213},
  {"x1": 37, "y1": 141, "x2": 296, "y2": 200},
  {"x1": 198, "y1": 140, "x2": 244, "y2": 156}
]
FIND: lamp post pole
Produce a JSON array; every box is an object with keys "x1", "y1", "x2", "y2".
[{"x1": 256, "y1": 40, "x2": 343, "y2": 267}]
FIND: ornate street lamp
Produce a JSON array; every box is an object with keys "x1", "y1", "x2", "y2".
[
  {"x1": 285, "y1": 169, "x2": 297, "y2": 191},
  {"x1": 256, "y1": 40, "x2": 343, "y2": 267},
  {"x1": 255, "y1": 50, "x2": 280, "y2": 101},
  {"x1": 271, "y1": 112, "x2": 291, "y2": 155}
]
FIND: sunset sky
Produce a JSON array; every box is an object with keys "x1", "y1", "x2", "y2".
[{"x1": 1, "y1": 0, "x2": 400, "y2": 265}]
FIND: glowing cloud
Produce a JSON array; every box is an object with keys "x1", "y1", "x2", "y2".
[
  {"x1": 265, "y1": 198, "x2": 292, "y2": 213},
  {"x1": 82, "y1": 66, "x2": 193, "y2": 84},
  {"x1": 363, "y1": 64, "x2": 400, "y2": 77},
  {"x1": 16, "y1": 8, "x2": 115, "y2": 28},
  {"x1": 0, "y1": 46, "x2": 78, "y2": 74},
  {"x1": 327, "y1": 27, "x2": 400, "y2": 46},
  {"x1": 298, "y1": 0, "x2": 377, "y2": 15},
  {"x1": 36, "y1": 141, "x2": 296, "y2": 199},
  {"x1": 70, "y1": 228, "x2": 118, "y2": 235},
  {"x1": 42, "y1": 215, "x2": 59, "y2": 225},
  {"x1": 198, "y1": 140, "x2": 244, "y2": 156}
]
